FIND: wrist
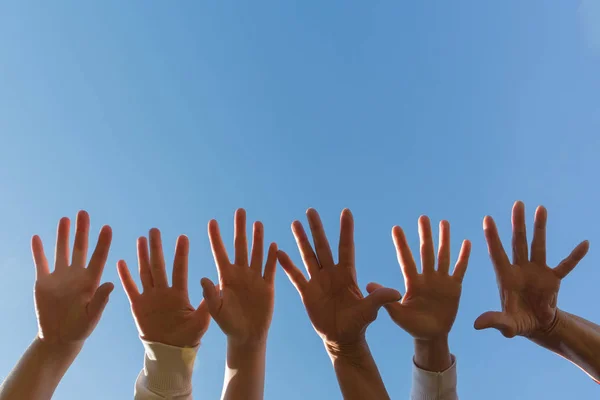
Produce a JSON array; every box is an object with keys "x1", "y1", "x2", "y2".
[
  {"x1": 530, "y1": 308, "x2": 567, "y2": 345},
  {"x1": 324, "y1": 338, "x2": 371, "y2": 363},
  {"x1": 35, "y1": 336, "x2": 84, "y2": 358},
  {"x1": 414, "y1": 336, "x2": 452, "y2": 372},
  {"x1": 227, "y1": 337, "x2": 267, "y2": 353}
]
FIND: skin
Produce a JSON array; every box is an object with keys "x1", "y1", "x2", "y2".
[
  {"x1": 117, "y1": 230, "x2": 210, "y2": 348},
  {"x1": 475, "y1": 201, "x2": 600, "y2": 383},
  {"x1": 278, "y1": 208, "x2": 401, "y2": 400},
  {"x1": 367, "y1": 216, "x2": 471, "y2": 372},
  {"x1": 0, "y1": 211, "x2": 113, "y2": 400},
  {"x1": 201, "y1": 208, "x2": 278, "y2": 400}
]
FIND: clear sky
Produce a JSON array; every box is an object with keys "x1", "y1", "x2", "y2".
[{"x1": 1, "y1": 1, "x2": 599, "y2": 399}]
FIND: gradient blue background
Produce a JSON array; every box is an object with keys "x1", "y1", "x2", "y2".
[{"x1": 1, "y1": 1, "x2": 599, "y2": 398}]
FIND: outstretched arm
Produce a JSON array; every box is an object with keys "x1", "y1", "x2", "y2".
[
  {"x1": 531, "y1": 310, "x2": 600, "y2": 383},
  {"x1": 0, "y1": 211, "x2": 113, "y2": 400},
  {"x1": 367, "y1": 217, "x2": 471, "y2": 400},
  {"x1": 474, "y1": 202, "x2": 598, "y2": 382},
  {"x1": 117, "y1": 230, "x2": 211, "y2": 400},
  {"x1": 278, "y1": 209, "x2": 400, "y2": 400},
  {"x1": 201, "y1": 209, "x2": 277, "y2": 400}
]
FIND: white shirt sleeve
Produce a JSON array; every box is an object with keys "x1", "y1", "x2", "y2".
[
  {"x1": 410, "y1": 355, "x2": 458, "y2": 400},
  {"x1": 134, "y1": 340, "x2": 199, "y2": 400}
]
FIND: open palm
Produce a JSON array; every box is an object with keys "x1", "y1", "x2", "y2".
[
  {"x1": 117, "y1": 229, "x2": 210, "y2": 347},
  {"x1": 33, "y1": 211, "x2": 114, "y2": 345},
  {"x1": 201, "y1": 209, "x2": 278, "y2": 346},
  {"x1": 278, "y1": 209, "x2": 400, "y2": 346},
  {"x1": 367, "y1": 217, "x2": 471, "y2": 340},
  {"x1": 474, "y1": 201, "x2": 589, "y2": 338}
]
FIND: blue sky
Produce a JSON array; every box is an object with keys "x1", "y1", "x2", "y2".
[{"x1": 1, "y1": 1, "x2": 599, "y2": 399}]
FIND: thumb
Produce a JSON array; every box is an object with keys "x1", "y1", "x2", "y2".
[
  {"x1": 200, "y1": 278, "x2": 222, "y2": 317},
  {"x1": 88, "y1": 282, "x2": 114, "y2": 322},
  {"x1": 474, "y1": 311, "x2": 516, "y2": 338},
  {"x1": 365, "y1": 282, "x2": 402, "y2": 317},
  {"x1": 364, "y1": 285, "x2": 401, "y2": 313}
]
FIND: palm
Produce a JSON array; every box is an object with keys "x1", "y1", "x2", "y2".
[
  {"x1": 214, "y1": 270, "x2": 274, "y2": 342},
  {"x1": 278, "y1": 209, "x2": 401, "y2": 346},
  {"x1": 202, "y1": 209, "x2": 278, "y2": 345},
  {"x1": 31, "y1": 211, "x2": 114, "y2": 346},
  {"x1": 130, "y1": 289, "x2": 208, "y2": 347},
  {"x1": 396, "y1": 275, "x2": 462, "y2": 339},
  {"x1": 118, "y1": 231, "x2": 210, "y2": 348},
  {"x1": 35, "y1": 270, "x2": 99, "y2": 343},
  {"x1": 367, "y1": 218, "x2": 471, "y2": 341},
  {"x1": 475, "y1": 202, "x2": 589, "y2": 338}
]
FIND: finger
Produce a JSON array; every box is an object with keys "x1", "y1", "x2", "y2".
[
  {"x1": 366, "y1": 282, "x2": 404, "y2": 322},
  {"x1": 437, "y1": 220, "x2": 451, "y2": 274},
  {"x1": 553, "y1": 240, "x2": 590, "y2": 279},
  {"x1": 511, "y1": 201, "x2": 528, "y2": 265},
  {"x1": 117, "y1": 260, "x2": 140, "y2": 301},
  {"x1": 306, "y1": 208, "x2": 335, "y2": 268},
  {"x1": 291, "y1": 221, "x2": 321, "y2": 278},
  {"x1": 250, "y1": 221, "x2": 264, "y2": 273},
  {"x1": 418, "y1": 216, "x2": 435, "y2": 275},
  {"x1": 338, "y1": 209, "x2": 356, "y2": 274},
  {"x1": 277, "y1": 250, "x2": 308, "y2": 293},
  {"x1": 200, "y1": 277, "x2": 222, "y2": 317},
  {"x1": 208, "y1": 219, "x2": 231, "y2": 278},
  {"x1": 451, "y1": 240, "x2": 472, "y2": 282},
  {"x1": 392, "y1": 226, "x2": 418, "y2": 281},
  {"x1": 363, "y1": 286, "x2": 402, "y2": 317},
  {"x1": 31, "y1": 235, "x2": 50, "y2": 277},
  {"x1": 530, "y1": 206, "x2": 547, "y2": 265},
  {"x1": 172, "y1": 235, "x2": 189, "y2": 291},
  {"x1": 474, "y1": 311, "x2": 517, "y2": 338},
  {"x1": 87, "y1": 226, "x2": 113, "y2": 282},
  {"x1": 234, "y1": 209, "x2": 249, "y2": 266},
  {"x1": 263, "y1": 242, "x2": 278, "y2": 285},
  {"x1": 191, "y1": 298, "x2": 211, "y2": 340},
  {"x1": 71, "y1": 211, "x2": 90, "y2": 268},
  {"x1": 483, "y1": 216, "x2": 511, "y2": 274},
  {"x1": 54, "y1": 217, "x2": 70, "y2": 271},
  {"x1": 148, "y1": 228, "x2": 169, "y2": 288},
  {"x1": 137, "y1": 237, "x2": 154, "y2": 291},
  {"x1": 87, "y1": 282, "x2": 114, "y2": 324}
]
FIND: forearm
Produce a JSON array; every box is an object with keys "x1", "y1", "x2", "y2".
[
  {"x1": 531, "y1": 309, "x2": 600, "y2": 383},
  {"x1": 326, "y1": 340, "x2": 390, "y2": 400},
  {"x1": 411, "y1": 337, "x2": 458, "y2": 400},
  {"x1": 0, "y1": 337, "x2": 82, "y2": 400},
  {"x1": 134, "y1": 340, "x2": 198, "y2": 400},
  {"x1": 221, "y1": 339, "x2": 267, "y2": 400}
]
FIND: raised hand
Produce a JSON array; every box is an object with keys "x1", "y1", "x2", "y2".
[
  {"x1": 34, "y1": 210, "x2": 114, "y2": 345},
  {"x1": 474, "y1": 201, "x2": 589, "y2": 338},
  {"x1": 366, "y1": 216, "x2": 471, "y2": 342},
  {"x1": 201, "y1": 208, "x2": 277, "y2": 346},
  {"x1": 117, "y1": 229, "x2": 210, "y2": 347},
  {"x1": 277, "y1": 208, "x2": 401, "y2": 348}
]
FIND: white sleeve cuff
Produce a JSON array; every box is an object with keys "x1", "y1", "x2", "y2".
[
  {"x1": 410, "y1": 355, "x2": 458, "y2": 400},
  {"x1": 134, "y1": 340, "x2": 199, "y2": 399}
]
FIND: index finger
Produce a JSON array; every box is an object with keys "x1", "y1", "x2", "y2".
[
  {"x1": 306, "y1": 208, "x2": 335, "y2": 269},
  {"x1": 392, "y1": 225, "x2": 418, "y2": 282},
  {"x1": 87, "y1": 225, "x2": 113, "y2": 283},
  {"x1": 483, "y1": 216, "x2": 511, "y2": 274},
  {"x1": 208, "y1": 219, "x2": 231, "y2": 279}
]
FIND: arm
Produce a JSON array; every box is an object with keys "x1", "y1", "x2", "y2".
[
  {"x1": 0, "y1": 340, "x2": 82, "y2": 399},
  {"x1": 134, "y1": 341, "x2": 199, "y2": 400},
  {"x1": 221, "y1": 340, "x2": 267, "y2": 399},
  {"x1": 531, "y1": 310, "x2": 600, "y2": 383},
  {"x1": 326, "y1": 341, "x2": 390, "y2": 400},
  {"x1": 117, "y1": 230, "x2": 210, "y2": 400},
  {"x1": 201, "y1": 209, "x2": 277, "y2": 400},
  {"x1": 474, "y1": 202, "x2": 595, "y2": 382},
  {"x1": 0, "y1": 211, "x2": 114, "y2": 400},
  {"x1": 366, "y1": 217, "x2": 471, "y2": 400},
  {"x1": 277, "y1": 208, "x2": 400, "y2": 400}
]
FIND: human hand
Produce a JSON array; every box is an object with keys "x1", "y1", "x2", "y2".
[
  {"x1": 201, "y1": 209, "x2": 277, "y2": 346},
  {"x1": 33, "y1": 211, "x2": 114, "y2": 347},
  {"x1": 366, "y1": 216, "x2": 471, "y2": 341},
  {"x1": 117, "y1": 229, "x2": 210, "y2": 347},
  {"x1": 474, "y1": 201, "x2": 589, "y2": 338},
  {"x1": 277, "y1": 209, "x2": 401, "y2": 349}
]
